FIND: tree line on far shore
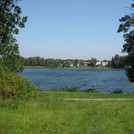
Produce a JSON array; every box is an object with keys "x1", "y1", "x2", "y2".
[{"x1": 20, "y1": 54, "x2": 127, "y2": 69}]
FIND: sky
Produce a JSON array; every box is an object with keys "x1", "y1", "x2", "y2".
[{"x1": 17, "y1": 0, "x2": 132, "y2": 60}]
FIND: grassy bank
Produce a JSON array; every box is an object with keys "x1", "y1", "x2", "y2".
[
  {"x1": 0, "y1": 90, "x2": 134, "y2": 134},
  {"x1": 39, "y1": 90, "x2": 134, "y2": 99}
]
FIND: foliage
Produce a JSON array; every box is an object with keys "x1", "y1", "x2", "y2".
[
  {"x1": 22, "y1": 57, "x2": 62, "y2": 67},
  {"x1": 112, "y1": 89, "x2": 123, "y2": 94},
  {"x1": 89, "y1": 57, "x2": 97, "y2": 67},
  {"x1": 0, "y1": 66, "x2": 37, "y2": 99},
  {"x1": 111, "y1": 54, "x2": 127, "y2": 68},
  {"x1": 21, "y1": 55, "x2": 129, "y2": 69},
  {"x1": 0, "y1": 1, "x2": 37, "y2": 99},
  {"x1": 73, "y1": 59, "x2": 79, "y2": 66},
  {"x1": 107, "y1": 60, "x2": 112, "y2": 67},
  {"x1": 125, "y1": 53, "x2": 134, "y2": 82},
  {"x1": 118, "y1": 1, "x2": 134, "y2": 82},
  {"x1": 83, "y1": 88, "x2": 100, "y2": 93},
  {"x1": 59, "y1": 87, "x2": 77, "y2": 92},
  {"x1": 49, "y1": 88, "x2": 100, "y2": 93},
  {"x1": 21, "y1": 56, "x2": 102, "y2": 68},
  {"x1": 0, "y1": 0, "x2": 27, "y2": 72}
]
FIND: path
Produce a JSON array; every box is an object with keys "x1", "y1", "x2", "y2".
[{"x1": 64, "y1": 98, "x2": 134, "y2": 101}]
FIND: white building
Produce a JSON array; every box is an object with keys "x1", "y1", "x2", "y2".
[{"x1": 96, "y1": 61, "x2": 108, "y2": 67}]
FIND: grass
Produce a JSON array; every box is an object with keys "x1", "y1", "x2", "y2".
[
  {"x1": 39, "y1": 90, "x2": 134, "y2": 99},
  {"x1": 0, "y1": 90, "x2": 134, "y2": 134}
]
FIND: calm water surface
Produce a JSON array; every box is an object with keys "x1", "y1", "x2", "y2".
[{"x1": 21, "y1": 68, "x2": 134, "y2": 93}]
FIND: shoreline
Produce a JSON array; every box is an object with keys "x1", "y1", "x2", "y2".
[{"x1": 24, "y1": 66, "x2": 120, "y2": 69}]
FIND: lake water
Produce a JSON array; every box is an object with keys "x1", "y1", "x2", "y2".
[{"x1": 20, "y1": 67, "x2": 134, "y2": 93}]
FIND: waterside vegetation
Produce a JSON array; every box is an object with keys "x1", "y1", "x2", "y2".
[
  {"x1": 20, "y1": 54, "x2": 127, "y2": 69},
  {"x1": 0, "y1": 66, "x2": 37, "y2": 99}
]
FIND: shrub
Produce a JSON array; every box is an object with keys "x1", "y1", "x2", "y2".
[
  {"x1": 0, "y1": 68, "x2": 37, "y2": 99},
  {"x1": 49, "y1": 89, "x2": 59, "y2": 91},
  {"x1": 59, "y1": 87, "x2": 77, "y2": 92},
  {"x1": 112, "y1": 89, "x2": 123, "y2": 94},
  {"x1": 83, "y1": 88, "x2": 100, "y2": 93}
]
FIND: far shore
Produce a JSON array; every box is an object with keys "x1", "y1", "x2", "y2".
[{"x1": 24, "y1": 66, "x2": 113, "y2": 69}]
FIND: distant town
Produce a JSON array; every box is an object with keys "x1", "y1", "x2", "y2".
[
  {"x1": 21, "y1": 54, "x2": 127, "y2": 68},
  {"x1": 60, "y1": 60, "x2": 108, "y2": 67}
]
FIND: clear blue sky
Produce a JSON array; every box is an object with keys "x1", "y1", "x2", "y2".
[{"x1": 17, "y1": 0, "x2": 132, "y2": 60}]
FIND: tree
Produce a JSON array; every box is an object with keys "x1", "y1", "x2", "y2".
[
  {"x1": 73, "y1": 59, "x2": 79, "y2": 67},
  {"x1": 111, "y1": 54, "x2": 127, "y2": 68},
  {"x1": 111, "y1": 54, "x2": 120, "y2": 68},
  {"x1": 118, "y1": 1, "x2": 134, "y2": 82},
  {"x1": 90, "y1": 57, "x2": 97, "y2": 67},
  {"x1": 0, "y1": 0, "x2": 27, "y2": 72}
]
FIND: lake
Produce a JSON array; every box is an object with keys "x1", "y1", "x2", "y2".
[{"x1": 20, "y1": 67, "x2": 134, "y2": 93}]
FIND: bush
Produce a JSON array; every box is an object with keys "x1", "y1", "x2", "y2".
[
  {"x1": 49, "y1": 89, "x2": 59, "y2": 91},
  {"x1": 59, "y1": 87, "x2": 77, "y2": 92},
  {"x1": 112, "y1": 89, "x2": 123, "y2": 94},
  {"x1": 83, "y1": 88, "x2": 100, "y2": 93},
  {"x1": 0, "y1": 68, "x2": 37, "y2": 99}
]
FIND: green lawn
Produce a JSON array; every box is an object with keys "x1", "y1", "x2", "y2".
[{"x1": 0, "y1": 91, "x2": 134, "y2": 134}]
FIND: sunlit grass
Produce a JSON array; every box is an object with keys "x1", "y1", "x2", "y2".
[{"x1": 0, "y1": 91, "x2": 134, "y2": 134}]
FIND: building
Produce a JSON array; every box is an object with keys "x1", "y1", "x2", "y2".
[
  {"x1": 96, "y1": 61, "x2": 101, "y2": 66},
  {"x1": 77, "y1": 63, "x2": 80, "y2": 67},
  {"x1": 101, "y1": 61, "x2": 108, "y2": 67},
  {"x1": 96, "y1": 61, "x2": 108, "y2": 67},
  {"x1": 84, "y1": 62, "x2": 90, "y2": 67},
  {"x1": 70, "y1": 63, "x2": 74, "y2": 67}
]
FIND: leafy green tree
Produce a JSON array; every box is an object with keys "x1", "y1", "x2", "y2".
[
  {"x1": 0, "y1": 0, "x2": 27, "y2": 72},
  {"x1": 111, "y1": 54, "x2": 127, "y2": 68},
  {"x1": 32, "y1": 57, "x2": 38, "y2": 66},
  {"x1": 61, "y1": 60, "x2": 66, "y2": 67},
  {"x1": 79, "y1": 60, "x2": 84, "y2": 67},
  {"x1": 107, "y1": 60, "x2": 111, "y2": 67},
  {"x1": 90, "y1": 57, "x2": 97, "y2": 67},
  {"x1": 118, "y1": 1, "x2": 134, "y2": 82},
  {"x1": 73, "y1": 59, "x2": 78, "y2": 67},
  {"x1": 40, "y1": 57, "x2": 46, "y2": 66},
  {"x1": 111, "y1": 54, "x2": 120, "y2": 68}
]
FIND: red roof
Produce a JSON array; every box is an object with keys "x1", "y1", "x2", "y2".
[{"x1": 84, "y1": 62, "x2": 90, "y2": 64}]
